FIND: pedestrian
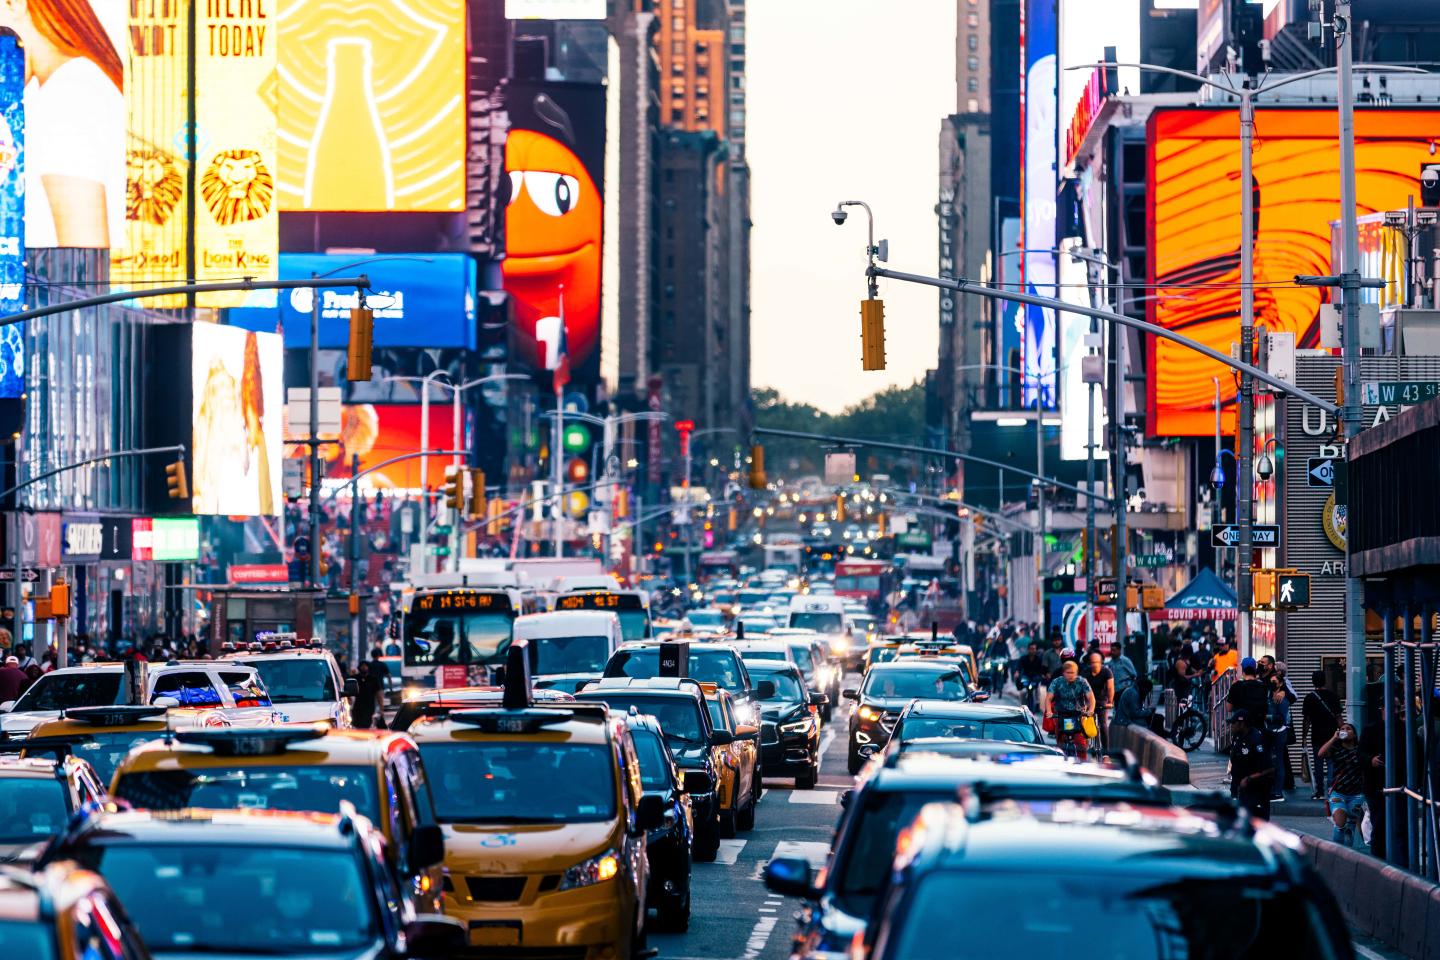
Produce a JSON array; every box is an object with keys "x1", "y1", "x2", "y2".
[
  {"x1": 1302, "y1": 670, "x2": 1342, "y2": 800},
  {"x1": 0, "y1": 655, "x2": 26, "y2": 703},
  {"x1": 1318, "y1": 722, "x2": 1367, "y2": 847},
  {"x1": 1208, "y1": 635, "x2": 1238, "y2": 682},
  {"x1": 1228, "y1": 709, "x2": 1274, "y2": 821},
  {"x1": 1225, "y1": 657, "x2": 1269, "y2": 719},
  {"x1": 350, "y1": 662, "x2": 377, "y2": 728},
  {"x1": 366, "y1": 645, "x2": 390, "y2": 727},
  {"x1": 1114, "y1": 676, "x2": 1165, "y2": 735},
  {"x1": 1083, "y1": 652, "x2": 1114, "y2": 752},
  {"x1": 1040, "y1": 633, "x2": 1064, "y2": 677},
  {"x1": 1107, "y1": 641, "x2": 1137, "y2": 694},
  {"x1": 1266, "y1": 677, "x2": 1292, "y2": 802}
]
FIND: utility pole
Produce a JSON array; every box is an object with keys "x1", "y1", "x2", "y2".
[
  {"x1": 1034, "y1": 393, "x2": 1045, "y2": 623},
  {"x1": 349, "y1": 453, "x2": 361, "y2": 662},
  {"x1": 552, "y1": 386, "x2": 564, "y2": 559},
  {"x1": 1113, "y1": 295, "x2": 1129, "y2": 665},
  {"x1": 308, "y1": 273, "x2": 322, "y2": 588},
  {"x1": 1236, "y1": 82, "x2": 1257, "y2": 660}
]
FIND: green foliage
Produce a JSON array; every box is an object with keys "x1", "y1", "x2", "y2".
[{"x1": 752, "y1": 382, "x2": 926, "y2": 482}]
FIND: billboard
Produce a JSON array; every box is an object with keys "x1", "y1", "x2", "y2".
[
  {"x1": 194, "y1": 0, "x2": 278, "y2": 304},
  {"x1": 506, "y1": 0, "x2": 605, "y2": 16},
  {"x1": 112, "y1": 0, "x2": 188, "y2": 298},
  {"x1": 314, "y1": 403, "x2": 458, "y2": 491},
  {"x1": 504, "y1": 82, "x2": 605, "y2": 389},
  {"x1": 0, "y1": 32, "x2": 23, "y2": 398},
  {"x1": 1147, "y1": 107, "x2": 1440, "y2": 436},
  {"x1": 277, "y1": 0, "x2": 466, "y2": 212},
  {"x1": 1021, "y1": 0, "x2": 1057, "y2": 408},
  {"x1": 191, "y1": 324, "x2": 284, "y2": 516},
  {"x1": 227, "y1": 253, "x2": 477, "y2": 350},
  {"x1": 23, "y1": 0, "x2": 125, "y2": 248}
]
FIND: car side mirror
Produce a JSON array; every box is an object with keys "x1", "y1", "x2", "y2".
[
  {"x1": 0, "y1": 700, "x2": 12, "y2": 713},
  {"x1": 342, "y1": 678, "x2": 359, "y2": 699},
  {"x1": 734, "y1": 724, "x2": 759, "y2": 740},
  {"x1": 682, "y1": 770, "x2": 714, "y2": 794},
  {"x1": 408, "y1": 824, "x2": 445, "y2": 872},
  {"x1": 842, "y1": 689, "x2": 859, "y2": 701},
  {"x1": 809, "y1": 693, "x2": 829, "y2": 707},
  {"x1": 755, "y1": 680, "x2": 776, "y2": 699},
  {"x1": 763, "y1": 856, "x2": 817, "y2": 899},
  {"x1": 636, "y1": 794, "x2": 665, "y2": 831},
  {"x1": 404, "y1": 916, "x2": 467, "y2": 958},
  {"x1": 710, "y1": 729, "x2": 735, "y2": 747}
]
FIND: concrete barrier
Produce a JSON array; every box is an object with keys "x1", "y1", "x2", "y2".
[
  {"x1": 1298, "y1": 835, "x2": 1440, "y2": 959},
  {"x1": 1110, "y1": 721, "x2": 1189, "y2": 785}
]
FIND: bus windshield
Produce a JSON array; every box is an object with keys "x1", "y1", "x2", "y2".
[{"x1": 405, "y1": 610, "x2": 514, "y2": 668}]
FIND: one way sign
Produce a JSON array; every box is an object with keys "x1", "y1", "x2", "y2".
[
  {"x1": 1308, "y1": 457, "x2": 1335, "y2": 487},
  {"x1": 1211, "y1": 524, "x2": 1280, "y2": 548}
]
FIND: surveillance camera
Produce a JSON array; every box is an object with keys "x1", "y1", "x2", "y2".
[
  {"x1": 1256, "y1": 457, "x2": 1274, "y2": 481},
  {"x1": 1423, "y1": 167, "x2": 1440, "y2": 188},
  {"x1": 832, "y1": 208, "x2": 848, "y2": 226}
]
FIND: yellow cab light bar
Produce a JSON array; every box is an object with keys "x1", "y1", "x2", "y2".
[
  {"x1": 62, "y1": 705, "x2": 167, "y2": 726},
  {"x1": 174, "y1": 724, "x2": 328, "y2": 756}
]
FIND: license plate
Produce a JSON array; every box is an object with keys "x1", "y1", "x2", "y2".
[{"x1": 470, "y1": 924, "x2": 521, "y2": 947}]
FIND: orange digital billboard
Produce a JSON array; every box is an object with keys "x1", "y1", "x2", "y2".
[
  {"x1": 1147, "y1": 107, "x2": 1440, "y2": 436},
  {"x1": 276, "y1": 0, "x2": 466, "y2": 212}
]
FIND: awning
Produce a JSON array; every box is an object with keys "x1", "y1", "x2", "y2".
[{"x1": 1151, "y1": 567, "x2": 1238, "y2": 621}]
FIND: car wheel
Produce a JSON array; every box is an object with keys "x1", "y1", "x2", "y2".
[
  {"x1": 796, "y1": 763, "x2": 818, "y2": 789},
  {"x1": 719, "y1": 805, "x2": 738, "y2": 839},
  {"x1": 693, "y1": 816, "x2": 720, "y2": 862},
  {"x1": 737, "y1": 784, "x2": 757, "y2": 831},
  {"x1": 654, "y1": 862, "x2": 692, "y2": 933},
  {"x1": 847, "y1": 744, "x2": 863, "y2": 776}
]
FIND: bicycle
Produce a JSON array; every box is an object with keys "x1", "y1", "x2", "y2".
[
  {"x1": 1051, "y1": 714, "x2": 1090, "y2": 760},
  {"x1": 1166, "y1": 693, "x2": 1209, "y2": 753}
]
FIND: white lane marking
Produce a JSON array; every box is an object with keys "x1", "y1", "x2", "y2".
[
  {"x1": 771, "y1": 839, "x2": 831, "y2": 870},
  {"x1": 819, "y1": 726, "x2": 835, "y2": 759},
  {"x1": 742, "y1": 915, "x2": 780, "y2": 959},
  {"x1": 788, "y1": 789, "x2": 841, "y2": 805},
  {"x1": 714, "y1": 838, "x2": 746, "y2": 865}
]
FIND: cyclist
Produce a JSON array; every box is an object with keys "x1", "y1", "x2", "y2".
[
  {"x1": 1046, "y1": 659, "x2": 1096, "y2": 759},
  {"x1": 1015, "y1": 642, "x2": 1046, "y2": 711}
]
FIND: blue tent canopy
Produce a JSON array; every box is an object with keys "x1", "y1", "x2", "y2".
[{"x1": 1157, "y1": 568, "x2": 1238, "y2": 621}]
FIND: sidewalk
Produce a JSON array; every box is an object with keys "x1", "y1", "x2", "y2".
[{"x1": 1184, "y1": 741, "x2": 1338, "y2": 842}]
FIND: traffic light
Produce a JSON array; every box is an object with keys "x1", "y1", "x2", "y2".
[
  {"x1": 1125, "y1": 584, "x2": 1138, "y2": 610},
  {"x1": 468, "y1": 468, "x2": 486, "y2": 519},
  {"x1": 442, "y1": 468, "x2": 464, "y2": 511},
  {"x1": 1253, "y1": 568, "x2": 1276, "y2": 609},
  {"x1": 1141, "y1": 584, "x2": 1164, "y2": 610},
  {"x1": 748, "y1": 445, "x2": 766, "y2": 489},
  {"x1": 165, "y1": 459, "x2": 189, "y2": 500},
  {"x1": 347, "y1": 305, "x2": 374, "y2": 382},
  {"x1": 566, "y1": 457, "x2": 589, "y2": 484},
  {"x1": 49, "y1": 580, "x2": 70, "y2": 619},
  {"x1": 860, "y1": 298, "x2": 886, "y2": 371}
]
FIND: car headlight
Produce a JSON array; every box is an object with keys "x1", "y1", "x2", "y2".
[
  {"x1": 858, "y1": 705, "x2": 881, "y2": 722},
  {"x1": 734, "y1": 701, "x2": 759, "y2": 725},
  {"x1": 559, "y1": 848, "x2": 620, "y2": 890},
  {"x1": 780, "y1": 716, "x2": 814, "y2": 734}
]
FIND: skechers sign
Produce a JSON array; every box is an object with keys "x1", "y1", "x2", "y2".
[
  {"x1": 227, "y1": 253, "x2": 478, "y2": 349},
  {"x1": 61, "y1": 517, "x2": 133, "y2": 563}
]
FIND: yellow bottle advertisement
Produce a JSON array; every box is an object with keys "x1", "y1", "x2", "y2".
[
  {"x1": 196, "y1": 0, "x2": 278, "y2": 306},
  {"x1": 112, "y1": 0, "x2": 190, "y2": 306},
  {"x1": 277, "y1": 0, "x2": 465, "y2": 212}
]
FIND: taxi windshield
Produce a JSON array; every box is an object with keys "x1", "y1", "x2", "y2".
[
  {"x1": 11, "y1": 673, "x2": 121, "y2": 711},
  {"x1": 789, "y1": 612, "x2": 843, "y2": 633},
  {"x1": 0, "y1": 777, "x2": 69, "y2": 843},
  {"x1": 405, "y1": 611, "x2": 513, "y2": 667},
  {"x1": 246, "y1": 659, "x2": 336, "y2": 704},
  {"x1": 0, "y1": 921, "x2": 54, "y2": 959},
  {"x1": 91, "y1": 845, "x2": 374, "y2": 954},
  {"x1": 59, "y1": 730, "x2": 168, "y2": 783},
  {"x1": 533, "y1": 635, "x2": 611, "y2": 675},
  {"x1": 862, "y1": 668, "x2": 967, "y2": 701},
  {"x1": 416, "y1": 742, "x2": 615, "y2": 824},
  {"x1": 112, "y1": 765, "x2": 380, "y2": 824},
  {"x1": 583, "y1": 695, "x2": 705, "y2": 743},
  {"x1": 607, "y1": 648, "x2": 746, "y2": 694},
  {"x1": 898, "y1": 717, "x2": 1038, "y2": 744}
]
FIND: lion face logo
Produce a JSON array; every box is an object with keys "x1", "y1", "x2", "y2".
[
  {"x1": 126, "y1": 149, "x2": 184, "y2": 227},
  {"x1": 201, "y1": 149, "x2": 275, "y2": 226}
]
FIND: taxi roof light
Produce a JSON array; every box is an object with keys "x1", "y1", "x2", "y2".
[
  {"x1": 448, "y1": 702, "x2": 610, "y2": 734},
  {"x1": 174, "y1": 724, "x2": 328, "y2": 756},
  {"x1": 63, "y1": 705, "x2": 167, "y2": 727}
]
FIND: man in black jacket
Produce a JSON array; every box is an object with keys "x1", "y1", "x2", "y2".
[{"x1": 1226, "y1": 657, "x2": 1269, "y2": 719}]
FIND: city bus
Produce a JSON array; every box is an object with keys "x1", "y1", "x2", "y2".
[
  {"x1": 551, "y1": 589, "x2": 652, "y2": 642},
  {"x1": 833, "y1": 559, "x2": 889, "y2": 607},
  {"x1": 400, "y1": 576, "x2": 530, "y2": 685}
]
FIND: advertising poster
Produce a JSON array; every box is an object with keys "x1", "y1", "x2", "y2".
[
  {"x1": 227, "y1": 252, "x2": 477, "y2": 349},
  {"x1": 18, "y1": 0, "x2": 124, "y2": 248},
  {"x1": 1021, "y1": 0, "x2": 1057, "y2": 409},
  {"x1": 277, "y1": 0, "x2": 465, "y2": 212},
  {"x1": 195, "y1": 0, "x2": 278, "y2": 305},
  {"x1": 504, "y1": 81, "x2": 605, "y2": 390},
  {"x1": 0, "y1": 32, "x2": 23, "y2": 398},
  {"x1": 191, "y1": 324, "x2": 283, "y2": 516},
  {"x1": 1147, "y1": 107, "x2": 1440, "y2": 435},
  {"x1": 309, "y1": 403, "x2": 457, "y2": 491},
  {"x1": 112, "y1": 0, "x2": 189, "y2": 301}
]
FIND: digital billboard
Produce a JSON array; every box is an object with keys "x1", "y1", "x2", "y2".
[
  {"x1": 315, "y1": 403, "x2": 458, "y2": 491},
  {"x1": 112, "y1": 0, "x2": 189, "y2": 302},
  {"x1": 194, "y1": 0, "x2": 278, "y2": 304},
  {"x1": 191, "y1": 324, "x2": 284, "y2": 516},
  {"x1": 1021, "y1": 0, "x2": 1057, "y2": 408},
  {"x1": 504, "y1": 82, "x2": 605, "y2": 389},
  {"x1": 226, "y1": 253, "x2": 478, "y2": 350},
  {"x1": 277, "y1": 0, "x2": 466, "y2": 212},
  {"x1": 506, "y1": 0, "x2": 605, "y2": 18},
  {"x1": 0, "y1": 32, "x2": 23, "y2": 398},
  {"x1": 23, "y1": 0, "x2": 125, "y2": 248},
  {"x1": 1147, "y1": 107, "x2": 1440, "y2": 436}
]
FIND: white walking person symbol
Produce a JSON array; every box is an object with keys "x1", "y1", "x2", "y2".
[{"x1": 1280, "y1": 579, "x2": 1295, "y2": 604}]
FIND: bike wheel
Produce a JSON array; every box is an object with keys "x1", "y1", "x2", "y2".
[{"x1": 1173, "y1": 709, "x2": 1208, "y2": 753}]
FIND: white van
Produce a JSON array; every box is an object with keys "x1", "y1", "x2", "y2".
[
  {"x1": 788, "y1": 595, "x2": 861, "y2": 669},
  {"x1": 513, "y1": 610, "x2": 625, "y2": 693}
]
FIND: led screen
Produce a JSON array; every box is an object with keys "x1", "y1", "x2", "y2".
[{"x1": 191, "y1": 324, "x2": 284, "y2": 516}]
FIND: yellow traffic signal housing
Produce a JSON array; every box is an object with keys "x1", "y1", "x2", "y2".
[
  {"x1": 468, "y1": 468, "x2": 487, "y2": 519},
  {"x1": 1125, "y1": 584, "x2": 1138, "y2": 610},
  {"x1": 1141, "y1": 584, "x2": 1164, "y2": 610},
  {"x1": 348, "y1": 593, "x2": 360, "y2": 616},
  {"x1": 442, "y1": 468, "x2": 464, "y2": 511},
  {"x1": 748, "y1": 445, "x2": 766, "y2": 490},
  {"x1": 49, "y1": 581, "x2": 70, "y2": 619},
  {"x1": 1253, "y1": 568, "x2": 1276, "y2": 609},
  {"x1": 348, "y1": 306, "x2": 374, "y2": 382},
  {"x1": 860, "y1": 298, "x2": 886, "y2": 371},
  {"x1": 165, "y1": 460, "x2": 189, "y2": 501}
]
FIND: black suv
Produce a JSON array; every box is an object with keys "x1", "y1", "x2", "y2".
[
  {"x1": 746, "y1": 661, "x2": 826, "y2": 788},
  {"x1": 575, "y1": 677, "x2": 741, "y2": 862},
  {"x1": 626, "y1": 710, "x2": 697, "y2": 931},
  {"x1": 843, "y1": 661, "x2": 970, "y2": 773},
  {"x1": 856, "y1": 799, "x2": 1355, "y2": 960},
  {"x1": 764, "y1": 752, "x2": 1169, "y2": 960},
  {"x1": 603, "y1": 641, "x2": 766, "y2": 726}
]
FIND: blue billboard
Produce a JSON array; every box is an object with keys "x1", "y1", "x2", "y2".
[
  {"x1": 0, "y1": 32, "x2": 23, "y2": 398},
  {"x1": 227, "y1": 253, "x2": 478, "y2": 350},
  {"x1": 1022, "y1": 0, "x2": 1057, "y2": 409}
]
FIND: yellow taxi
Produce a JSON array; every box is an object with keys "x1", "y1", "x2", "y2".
[
  {"x1": 0, "y1": 750, "x2": 108, "y2": 863},
  {"x1": 23, "y1": 704, "x2": 257, "y2": 785},
  {"x1": 407, "y1": 642, "x2": 663, "y2": 957},
  {"x1": 0, "y1": 860, "x2": 155, "y2": 959},
  {"x1": 700, "y1": 682, "x2": 760, "y2": 836},
  {"x1": 106, "y1": 724, "x2": 445, "y2": 914},
  {"x1": 896, "y1": 642, "x2": 979, "y2": 687},
  {"x1": 863, "y1": 640, "x2": 904, "y2": 673}
]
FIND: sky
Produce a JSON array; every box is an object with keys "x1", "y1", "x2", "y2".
[{"x1": 747, "y1": 0, "x2": 955, "y2": 413}]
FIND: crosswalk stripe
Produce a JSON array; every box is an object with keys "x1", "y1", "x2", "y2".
[
  {"x1": 714, "y1": 838, "x2": 747, "y2": 865},
  {"x1": 788, "y1": 789, "x2": 841, "y2": 804},
  {"x1": 770, "y1": 839, "x2": 830, "y2": 870}
]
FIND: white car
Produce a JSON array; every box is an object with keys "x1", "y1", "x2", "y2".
[
  {"x1": 225, "y1": 647, "x2": 357, "y2": 727},
  {"x1": 0, "y1": 661, "x2": 279, "y2": 737}
]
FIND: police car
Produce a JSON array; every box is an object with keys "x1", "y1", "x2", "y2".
[{"x1": 222, "y1": 635, "x2": 358, "y2": 727}]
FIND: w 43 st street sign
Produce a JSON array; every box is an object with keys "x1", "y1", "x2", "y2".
[{"x1": 1211, "y1": 524, "x2": 1280, "y2": 548}]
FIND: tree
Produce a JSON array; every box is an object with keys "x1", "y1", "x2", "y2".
[{"x1": 752, "y1": 381, "x2": 926, "y2": 482}]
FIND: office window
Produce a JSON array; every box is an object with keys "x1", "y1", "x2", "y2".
[
  {"x1": 673, "y1": 40, "x2": 685, "y2": 56},
  {"x1": 967, "y1": 77, "x2": 978, "y2": 92},
  {"x1": 967, "y1": 98, "x2": 980, "y2": 112},
  {"x1": 967, "y1": 55, "x2": 978, "y2": 70},
  {"x1": 967, "y1": 33, "x2": 978, "y2": 51},
  {"x1": 673, "y1": 16, "x2": 684, "y2": 30},
  {"x1": 967, "y1": 11, "x2": 979, "y2": 26}
]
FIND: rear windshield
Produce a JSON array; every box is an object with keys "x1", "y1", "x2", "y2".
[
  {"x1": 581, "y1": 694, "x2": 706, "y2": 744},
  {"x1": 789, "y1": 612, "x2": 843, "y2": 633},
  {"x1": 12, "y1": 673, "x2": 121, "y2": 711},
  {"x1": 897, "y1": 716, "x2": 1038, "y2": 744},
  {"x1": 862, "y1": 669, "x2": 967, "y2": 701},
  {"x1": 113, "y1": 765, "x2": 379, "y2": 824},
  {"x1": 0, "y1": 777, "x2": 70, "y2": 843},
  {"x1": 832, "y1": 789, "x2": 950, "y2": 913},
  {"x1": 606, "y1": 648, "x2": 747, "y2": 694}
]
